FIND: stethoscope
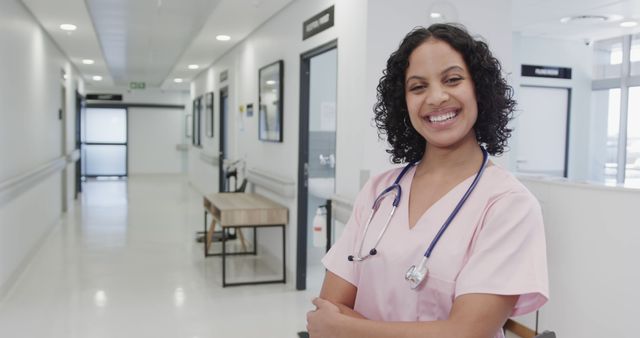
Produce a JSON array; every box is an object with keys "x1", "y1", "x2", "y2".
[{"x1": 347, "y1": 147, "x2": 489, "y2": 289}]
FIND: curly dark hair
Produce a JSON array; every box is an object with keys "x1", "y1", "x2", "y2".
[{"x1": 373, "y1": 23, "x2": 515, "y2": 163}]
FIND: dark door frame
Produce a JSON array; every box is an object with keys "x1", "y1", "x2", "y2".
[
  {"x1": 75, "y1": 91, "x2": 84, "y2": 197},
  {"x1": 83, "y1": 105, "x2": 129, "y2": 178},
  {"x1": 296, "y1": 39, "x2": 338, "y2": 291},
  {"x1": 219, "y1": 86, "x2": 229, "y2": 192}
]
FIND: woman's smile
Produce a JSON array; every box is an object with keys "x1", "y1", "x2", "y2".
[{"x1": 422, "y1": 107, "x2": 460, "y2": 129}]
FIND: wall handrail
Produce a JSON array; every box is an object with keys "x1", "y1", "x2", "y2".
[
  {"x1": 0, "y1": 155, "x2": 72, "y2": 207},
  {"x1": 330, "y1": 194, "x2": 354, "y2": 224},
  {"x1": 67, "y1": 149, "x2": 80, "y2": 162},
  {"x1": 199, "y1": 151, "x2": 219, "y2": 166},
  {"x1": 175, "y1": 144, "x2": 189, "y2": 152},
  {"x1": 246, "y1": 167, "x2": 295, "y2": 199}
]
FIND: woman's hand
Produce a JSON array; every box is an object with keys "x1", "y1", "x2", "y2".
[{"x1": 306, "y1": 297, "x2": 347, "y2": 338}]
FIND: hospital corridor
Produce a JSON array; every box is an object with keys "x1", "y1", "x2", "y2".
[
  {"x1": 0, "y1": 175, "x2": 317, "y2": 337},
  {"x1": 1, "y1": 0, "x2": 640, "y2": 337}
]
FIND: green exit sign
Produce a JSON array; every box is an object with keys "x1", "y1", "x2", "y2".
[{"x1": 129, "y1": 82, "x2": 146, "y2": 90}]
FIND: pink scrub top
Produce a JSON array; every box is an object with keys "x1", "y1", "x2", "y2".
[{"x1": 322, "y1": 164, "x2": 549, "y2": 338}]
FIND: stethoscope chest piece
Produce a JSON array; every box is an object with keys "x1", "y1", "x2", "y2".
[{"x1": 405, "y1": 256, "x2": 429, "y2": 289}]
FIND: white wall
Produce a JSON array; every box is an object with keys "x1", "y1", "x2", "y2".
[
  {"x1": 519, "y1": 178, "x2": 640, "y2": 338},
  {"x1": 128, "y1": 107, "x2": 186, "y2": 174},
  {"x1": 0, "y1": 0, "x2": 82, "y2": 297},
  {"x1": 188, "y1": 0, "x2": 513, "y2": 285},
  {"x1": 512, "y1": 34, "x2": 593, "y2": 180}
]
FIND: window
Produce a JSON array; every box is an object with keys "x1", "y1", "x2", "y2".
[
  {"x1": 627, "y1": 87, "x2": 640, "y2": 187},
  {"x1": 631, "y1": 34, "x2": 640, "y2": 76},
  {"x1": 593, "y1": 37, "x2": 623, "y2": 79},
  {"x1": 592, "y1": 34, "x2": 640, "y2": 186}
]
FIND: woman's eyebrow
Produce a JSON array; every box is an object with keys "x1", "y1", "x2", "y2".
[
  {"x1": 405, "y1": 75, "x2": 426, "y2": 84},
  {"x1": 441, "y1": 65, "x2": 465, "y2": 75}
]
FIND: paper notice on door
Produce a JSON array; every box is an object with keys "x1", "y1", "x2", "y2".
[{"x1": 320, "y1": 102, "x2": 336, "y2": 131}]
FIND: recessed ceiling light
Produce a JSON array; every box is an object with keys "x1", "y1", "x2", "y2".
[
  {"x1": 216, "y1": 35, "x2": 231, "y2": 41},
  {"x1": 174, "y1": 78, "x2": 183, "y2": 83},
  {"x1": 620, "y1": 21, "x2": 638, "y2": 28},
  {"x1": 92, "y1": 75, "x2": 102, "y2": 81},
  {"x1": 82, "y1": 59, "x2": 95, "y2": 65},
  {"x1": 60, "y1": 24, "x2": 77, "y2": 31},
  {"x1": 188, "y1": 64, "x2": 199, "y2": 70}
]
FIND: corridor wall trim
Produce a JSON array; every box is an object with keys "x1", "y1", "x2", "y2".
[
  {"x1": 0, "y1": 150, "x2": 79, "y2": 208},
  {"x1": 199, "y1": 151, "x2": 219, "y2": 166},
  {"x1": 246, "y1": 167, "x2": 295, "y2": 198},
  {"x1": 329, "y1": 194, "x2": 354, "y2": 224}
]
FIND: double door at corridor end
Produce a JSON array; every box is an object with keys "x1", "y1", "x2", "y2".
[{"x1": 81, "y1": 107, "x2": 128, "y2": 178}]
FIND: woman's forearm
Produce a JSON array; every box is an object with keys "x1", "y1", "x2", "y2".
[
  {"x1": 337, "y1": 317, "x2": 458, "y2": 338},
  {"x1": 334, "y1": 303, "x2": 366, "y2": 319}
]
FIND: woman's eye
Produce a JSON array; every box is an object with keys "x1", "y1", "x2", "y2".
[
  {"x1": 409, "y1": 85, "x2": 426, "y2": 92},
  {"x1": 445, "y1": 77, "x2": 462, "y2": 85}
]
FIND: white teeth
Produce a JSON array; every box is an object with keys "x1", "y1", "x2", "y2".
[{"x1": 428, "y1": 111, "x2": 457, "y2": 123}]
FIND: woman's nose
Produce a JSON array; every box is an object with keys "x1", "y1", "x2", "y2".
[{"x1": 426, "y1": 85, "x2": 449, "y2": 106}]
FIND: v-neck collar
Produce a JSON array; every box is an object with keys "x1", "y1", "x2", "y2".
[{"x1": 402, "y1": 164, "x2": 495, "y2": 231}]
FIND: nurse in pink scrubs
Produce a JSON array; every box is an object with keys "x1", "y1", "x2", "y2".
[{"x1": 306, "y1": 23, "x2": 549, "y2": 338}]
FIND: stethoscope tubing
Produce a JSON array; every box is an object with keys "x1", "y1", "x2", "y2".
[
  {"x1": 422, "y1": 148, "x2": 489, "y2": 259},
  {"x1": 348, "y1": 146, "x2": 489, "y2": 263}
]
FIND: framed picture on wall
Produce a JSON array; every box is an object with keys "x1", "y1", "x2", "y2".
[
  {"x1": 258, "y1": 60, "x2": 284, "y2": 142},
  {"x1": 192, "y1": 96, "x2": 203, "y2": 147},
  {"x1": 186, "y1": 114, "x2": 193, "y2": 138},
  {"x1": 205, "y1": 92, "x2": 214, "y2": 138}
]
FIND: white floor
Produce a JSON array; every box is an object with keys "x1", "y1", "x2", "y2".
[{"x1": 0, "y1": 175, "x2": 320, "y2": 338}]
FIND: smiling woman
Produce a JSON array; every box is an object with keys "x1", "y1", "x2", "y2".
[{"x1": 307, "y1": 24, "x2": 548, "y2": 338}]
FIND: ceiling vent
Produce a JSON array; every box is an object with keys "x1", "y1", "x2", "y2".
[{"x1": 560, "y1": 15, "x2": 622, "y2": 24}]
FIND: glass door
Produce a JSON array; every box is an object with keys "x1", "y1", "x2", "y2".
[{"x1": 81, "y1": 107, "x2": 128, "y2": 177}]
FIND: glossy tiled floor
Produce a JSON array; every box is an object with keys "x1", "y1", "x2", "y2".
[{"x1": 0, "y1": 175, "x2": 320, "y2": 338}]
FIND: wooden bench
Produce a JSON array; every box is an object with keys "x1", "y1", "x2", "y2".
[{"x1": 203, "y1": 192, "x2": 288, "y2": 287}]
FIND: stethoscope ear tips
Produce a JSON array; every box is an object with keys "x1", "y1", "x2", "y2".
[
  {"x1": 347, "y1": 255, "x2": 354, "y2": 261},
  {"x1": 369, "y1": 248, "x2": 377, "y2": 256}
]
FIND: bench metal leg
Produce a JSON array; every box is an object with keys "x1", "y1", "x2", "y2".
[{"x1": 219, "y1": 224, "x2": 287, "y2": 287}]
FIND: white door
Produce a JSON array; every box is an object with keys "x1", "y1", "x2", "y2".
[{"x1": 515, "y1": 86, "x2": 569, "y2": 177}]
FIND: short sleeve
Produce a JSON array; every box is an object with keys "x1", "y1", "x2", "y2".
[
  {"x1": 455, "y1": 191, "x2": 549, "y2": 316},
  {"x1": 321, "y1": 180, "x2": 376, "y2": 287}
]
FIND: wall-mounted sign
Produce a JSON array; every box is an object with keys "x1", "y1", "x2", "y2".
[
  {"x1": 303, "y1": 5, "x2": 334, "y2": 40},
  {"x1": 86, "y1": 94, "x2": 123, "y2": 101},
  {"x1": 246, "y1": 103, "x2": 254, "y2": 117},
  {"x1": 220, "y1": 70, "x2": 228, "y2": 83},
  {"x1": 129, "y1": 81, "x2": 146, "y2": 90},
  {"x1": 522, "y1": 64, "x2": 572, "y2": 79}
]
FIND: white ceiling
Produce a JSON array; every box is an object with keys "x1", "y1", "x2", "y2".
[
  {"x1": 512, "y1": 0, "x2": 640, "y2": 41},
  {"x1": 85, "y1": 0, "x2": 222, "y2": 88},
  {"x1": 20, "y1": 0, "x2": 294, "y2": 91},
  {"x1": 19, "y1": 0, "x2": 640, "y2": 91}
]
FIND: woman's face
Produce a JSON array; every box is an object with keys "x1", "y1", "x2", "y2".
[{"x1": 404, "y1": 38, "x2": 478, "y2": 151}]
